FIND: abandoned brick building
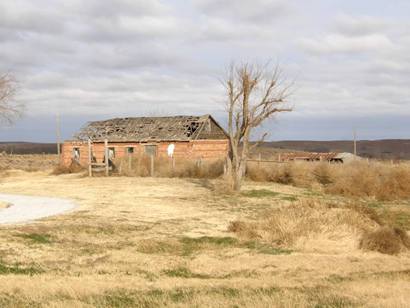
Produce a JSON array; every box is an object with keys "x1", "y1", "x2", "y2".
[{"x1": 61, "y1": 115, "x2": 229, "y2": 167}]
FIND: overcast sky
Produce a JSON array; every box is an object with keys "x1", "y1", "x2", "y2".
[{"x1": 0, "y1": 0, "x2": 409, "y2": 142}]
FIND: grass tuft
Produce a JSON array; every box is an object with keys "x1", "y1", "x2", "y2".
[
  {"x1": 241, "y1": 189, "x2": 280, "y2": 198},
  {"x1": 162, "y1": 267, "x2": 210, "y2": 279},
  {"x1": 359, "y1": 226, "x2": 410, "y2": 255},
  {"x1": 228, "y1": 199, "x2": 381, "y2": 249},
  {"x1": 16, "y1": 233, "x2": 52, "y2": 244},
  {"x1": 242, "y1": 241, "x2": 292, "y2": 255},
  {"x1": 0, "y1": 260, "x2": 43, "y2": 276},
  {"x1": 280, "y1": 195, "x2": 298, "y2": 202},
  {"x1": 52, "y1": 161, "x2": 85, "y2": 175}
]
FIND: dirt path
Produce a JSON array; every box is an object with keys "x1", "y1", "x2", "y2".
[{"x1": 0, "y1": 193, "x2": 77, "y2": 224}]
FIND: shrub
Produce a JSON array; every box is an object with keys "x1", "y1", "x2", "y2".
[
  {"x1": 0, "y1": 154, "x2": 58, "y2": 171},
  {"x1": 227, "y1": 221, "x2": 248, "y2": 233},
  {"x1": 114, "y1": 156, "x2": 224, "y2": 179},
  {"x1": 359, "y1": 227, "x2": 410, "y2": 255},
  {"x1": 313, "y1": 163, "x2": 333, "y2": 185},
  {"x1": 247, "y1": 160, "x2": 410, "y2": 201},
  {"x1": 228, "y1": 199, "x2": 380, "y2": 252},
  {"x1": 52, "y1": 161, "x2": 84, "y2": 175}
]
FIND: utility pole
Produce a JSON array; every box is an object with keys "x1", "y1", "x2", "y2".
[
  {"x1": 353, "y1": 128, "x2": 357, "y2": 156},
  {"x1": 56, "y1": 113, "x2": 61, "y2": 158}
]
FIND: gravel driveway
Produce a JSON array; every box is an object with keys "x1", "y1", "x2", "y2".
[{"x1": 0, "y1": 193, "x2": 76, "y2": 224}]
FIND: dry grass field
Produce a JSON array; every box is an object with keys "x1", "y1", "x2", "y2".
[
  {"x1": 0, "y1": 158, "x2": 409, "y2": 307},
  {"x1": 0, "y1": 154, "x2": 58, "y2": 171}
]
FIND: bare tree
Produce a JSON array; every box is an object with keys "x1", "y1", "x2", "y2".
[
  {"x1": 223, "y1": 63, "x2": 293, "y2": 191},
  {"x1": 0, "y1": 74, "x2": 21, "y2": 123}
]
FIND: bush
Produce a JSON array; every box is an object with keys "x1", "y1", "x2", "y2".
[
  {"x1": 313, "y1": 163, "x2": 333, "y2": 185},
  {"x1": 114, "y1": 156, "x2": 224, "y2": 179},
  {"x1": 228, "y1": 199, "x2": 380, "y2": 250},
  {"x1": 246, "y1": 160, "x2": 410, "y2": 201},
  {"x1": 0, "y1": 154, "x2": 58, "y2": 172},
  {"x1": 52, "y1": 161, "x2": 84, "y2": 175},
  {"x1": 359, "y1": 227, "x2": 410, "y2": 255}
]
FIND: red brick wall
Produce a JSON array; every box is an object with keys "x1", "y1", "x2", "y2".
[{"x1": 61, "y1": 140, "x2": 229, "y2": 166}]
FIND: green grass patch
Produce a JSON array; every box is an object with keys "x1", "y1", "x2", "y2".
[
  {"x1": 90, "y1": 288, "x2": 195, "y2": 307},
  {"x1": 242, "y1": 189, "x2": 280, "y2": 198},
  {"x1": 367, "y1": 201, "x2": 384, "y2": 209},
  {"x1": 242, "y1": 241, "x2": 292, "y2": 255},
  {"x1": 137, "y1": 236, "x2": 239, "y2": 256},
  {"x1": 379, "y1": 209, "x2": 410, "y2": 230},
  {"x1": 180, "y1": 236, "x2": 238, "y2": 246},
  {"x1": 280, "y1": 195, "x2": 298, "y2": 202},
  {"x1": 93, "y1": 290, "x2": 138, "y2": 307},
  {"x1": 179, "y1": 236, "x2": 238, "y2": 256},
  {"x1": 303, "y1": 190, "x2": 323, "y2": 197},
  {"x1": 162, "y1": 267, "x2": 210, "y2": 279},
  {"x1": 0, "y1": 260, "x2": 43, "y2": 275},
  {"x1": 0, "y1": 285, "x2": 361, "y2": 307},
  {"x1": 302, "y1": 286, "x2": 358, "y2": 307},
  {"x1": 391, "y1": 211, "x2": 410, "y2": 230},
  {"x1": 137, "y1": 236, "x2": 293, "y2": 257},
  {"x1": 326, "y1": 274, "x2": 352, "y2": 284},
  {"x1": 16, "y1": 233, "x2": 52, "y2": 244},
  {"x1": 308, "y1": 293, "x2": 355, "y2": 308},
  {"x1": 214, "y1": 287, "x2": 241, "y2": 297}
]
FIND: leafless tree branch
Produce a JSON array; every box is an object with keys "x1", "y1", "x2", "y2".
[
  {"x1": 223, "y1": 62, "x2": 293, "y2": 191},
  {"x1": 0, "y1": 73, "x2": 21, "y2": 124}
]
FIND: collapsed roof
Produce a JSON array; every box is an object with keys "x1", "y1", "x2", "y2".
[{"x1": 73, "y1": 114, "x2": 228, "y2": 142}]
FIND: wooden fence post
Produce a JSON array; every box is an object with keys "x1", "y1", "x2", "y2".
[
  {"x1": 150, "y1": 155, "x2": 154, "y2": 177},
  {"x1": 258, "y1": 153, "x2": 261, "y2": 168},
  {"x1": 88, "y1": 139, "x2": 92, "y2": 177},
  {"x1": 105, "y1": 139, "x2": 109, "y2": 176}
]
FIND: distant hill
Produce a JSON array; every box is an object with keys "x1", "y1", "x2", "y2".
[
  {"x1": 0, "y1": 139, "x2": 409, "y2": 159},
  {"x1": 0, "y1": 142, "x2": 57, "y2": 154},
  {"x1": 262, "y1": 139, "x2": 410, "y2": 160}
]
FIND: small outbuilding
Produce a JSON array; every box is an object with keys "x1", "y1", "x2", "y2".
[
  {"x1": 61, "y1": 115, "x2": 229, "y2": 167},
  {"x1": 279, "y1": 151, "x2": 360, "y2": 163}
]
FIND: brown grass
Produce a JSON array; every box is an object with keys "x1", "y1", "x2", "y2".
[
  {"x1": 228, "y1": 199, "x2": 381, "y2": 253},
  {"x1": 0, "y1": 171, "x2": 409, "y2": 306},
  {"x1": 0, "y1": 154, "x2": 58, "y2": 172},
  {"x1": 229, "y1": 197, "x2": 410, "y2": 255},
  {"x1": 247, "y1": 160, "x2": 410, "y2": 201},
  {"x1": 52, "y1": 161, "x2": 85, "y2": 175},
  {"x1": 113, "y1": 155, "x2": 224, "y2": 179},
  {"x1": 359, "y1": 227, "x2": 410, "y2": 255}
]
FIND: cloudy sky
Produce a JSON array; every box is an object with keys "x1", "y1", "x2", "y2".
[{"x1": 0, "y1": 0, "x2": 409, "y2": 142}]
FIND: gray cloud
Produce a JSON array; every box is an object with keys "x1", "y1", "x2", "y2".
[
  {"x1": 0, "y1": 2, "x2": 64, "y2": 34},
  {"x1": 0, "y1": 0, "x2": 408, "y2": 141},
  {"x1": 298, "y1": 34, "x2": 394, "y2": 54},
  {"x1": 334, "y1": 14, "x2": 390, "y2": 37},
  {"x1": 194, "y1": 0, "x2": 292, "y2": 23}
]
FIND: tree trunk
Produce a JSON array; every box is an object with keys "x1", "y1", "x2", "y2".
[
  {"x1": 233, "y1": 168, "x2": 242, "y2": 191},
  {"x1": 225, "y1": 155, "x2": 242, "y2": 192}
]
